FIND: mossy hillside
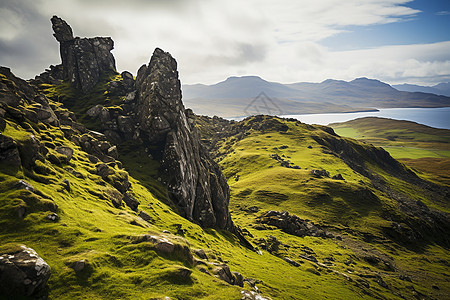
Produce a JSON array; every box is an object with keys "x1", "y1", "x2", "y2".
[
  {"x1": 0, "y1": 99, "x2": 394, "y2": 299},
  {"x1": 209, "y1": 116, "x2": 449, "y2": 299},
  {"x1": 1, "y1": 122, "x2": 244, "y2": 299},
  {"x1": 218, "y1": 119, "x2": 386, "y2": 229},
  {"x1": 39, "y1": 72, "x2": 124, "y2": 131}
]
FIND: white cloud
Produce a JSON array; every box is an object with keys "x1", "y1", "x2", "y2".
[{"x1": 1, "y1": 0, "x2": 448, "y2": 86}]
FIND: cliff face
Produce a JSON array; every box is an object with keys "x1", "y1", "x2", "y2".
[
  {"x1": 136, "y1": 48, "x2": 233, "y2": 229},
  {"x1": 38, "y1": 17, "x2": 233, "y2": 230},
  {"x1": 51, "y1": 16, "x2": 116, "y2": 92}
]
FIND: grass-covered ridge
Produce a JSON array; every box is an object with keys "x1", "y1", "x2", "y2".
[
  {"x1": 330, "y1": 117, "x2": 450, "y2": 185},
  {"x1": 196, "y1": 115, "x2": 450, "y2": 299}
]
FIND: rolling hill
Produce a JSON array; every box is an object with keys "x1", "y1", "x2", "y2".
[{"x1": 330, "y1": 117, "x2": 450, "y2": 185}]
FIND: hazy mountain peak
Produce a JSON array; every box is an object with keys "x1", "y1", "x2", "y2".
[
  {"x1": 393, "y1": 82, "x2": 450, "y2": 97},
  {"x1": 224, "y1": 75, "x2": 266, "y2": 82},
  {"x1": 321, "y1": 79, "x2": 347, "y2": 84}
]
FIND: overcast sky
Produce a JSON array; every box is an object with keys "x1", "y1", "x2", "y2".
[{"x1": 1, "y1": 0, "x2": 449, "y2": 85}]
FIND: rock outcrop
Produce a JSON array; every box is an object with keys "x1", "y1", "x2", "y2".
[
  {"x1": 51, "y1": 16, "x2": 116, "y2": 92},
  {"x1": 0, "y1": 245, "x2": 51, "y2": 298},
  {"x1": 0, "y1": 67, "x2": 133, "y2": 211},
  {"x1": 257, "y1": 210, "x2": 339, "y2": 239},
  {"x1": 33, "y1": 18, "x2": 235, "y2": 231},
  {"x1": 135, "y1": 48, "x2": 233, "y2": 230}
]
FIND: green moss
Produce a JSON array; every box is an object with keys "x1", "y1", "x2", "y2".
[
  {"x1": 39, "y1": 72, "x2": 125, "y2": 132},
  {"x1": 1, "y1": 99, "x2": 448, "y2": 299}
]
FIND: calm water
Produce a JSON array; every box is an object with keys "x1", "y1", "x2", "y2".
[{"x1": 282, "y1": 107, "x2": 450, "y2": 129}]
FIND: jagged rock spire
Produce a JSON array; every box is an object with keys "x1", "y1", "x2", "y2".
[
  {"x1": 51, "y1": 16, "x2": 116, "y2": 92},
  {"x1": 51, "y1": 16, "x2": 74, "y2": 42},
  {"x1": 135, "y1": 48, "x2": 234, "y2": 230}
]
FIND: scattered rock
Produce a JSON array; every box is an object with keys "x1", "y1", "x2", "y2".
[
  {"x1": 283, "y1": 257, "x2": 301, "y2": 267},
  {"x1": 46, "y1": 213, "x2": 59, "y2": 221},
  {"x1": 232, "y1": 271, "x2": 244, "y2": 287},
  {"x1": 257, "y1": 210, "x2": 337, "y2": 239},
  {"x1": 310, "y1": 169, "x2": 330, "y2": 178},
  {"x1": 0, "y1": 245, "x2": 51, "y2": 298},
  {"x1": 194, "y1": 249, "x2": 208, "y2": 260},
  {"x1": 72, "y1": 259, "x2": 85, "y2": 272},
  {"x1": 332, "y1": 173, "x2": 344, "y2": 180},
  {"x1": 17, "y1": 206, "x2": 26, "y2": 218},
  {"x1": 247, "y1": 206, "x2": 259, "y2": 213},
  {"x1": 213, "y1": 265, "x2": 234, "y2": 284},
  {"x1": 17, "y1": 135, "x2": 42, "y2": 169},
  {"x1": 87, "y1": 104, "x2": 103, "y2": 117},
  {"x1": 138, "y1": 210, "x2": 153, "y2": 223},
  {"x1": 131, "y1": 234, "x2": 193, "y2": 264},
  {"x1": 55, "y1": 147, "x2": 73, "y2": 162},
  {"x1": 299, "y1": 254, "x2": 318, "y2": 263},
  {"x1": 96, "y1": 163, "x2": 114, "y2": 178},
  {"x1": 122, "y1": 192, "x2": 139, "y2": 211},
  {"x1": 254, "y1": 236, "x2": 283, "y2": 254},
  {"x1": 399, "y1": 274, "x2": 412, "y2": 282},
  {"x1": 0, "y1": 134, "x2": 21, "y2": 168},
  {"x1": 198, "y1": 267, "x2": 210, "y2": 275},
  {"x1": 15, "y1": 180, "x2": 35, "y2": 192},
  {"x1": 174, "y1": 266, "x2": 192, "y2": 279},
  {"x1": 155, "y1": 238, "x2": 175, "y2": 253},
  {"x1": 56, "y1": 147, "x2": 74, "y2": 162},
  {"x1": 62, "y1": 179, "x2": 71, "y2": 192},
  {"x1": 240, "y1": 291, "x2": 271, "y2": 300}
]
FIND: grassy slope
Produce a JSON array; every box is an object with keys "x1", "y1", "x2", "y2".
[
  {"x1": 205, "y1": 116, "x2": 449, "y2": 300},
  {"x1": 330, "y1": 117, "x2": 450, "y2": 185},
  {"x1": 1, "y1": 76, "x2": 402, "y2": 300},
  {"x1": 0, "y1": 119, "x2": 249, "y2": 299}
]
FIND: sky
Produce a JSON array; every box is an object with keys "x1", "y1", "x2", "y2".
[{"x1": 0, "y1": 0, "x2": 449, "y2": 86}]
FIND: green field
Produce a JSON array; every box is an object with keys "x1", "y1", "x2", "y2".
[{"x1": 330, "y1": 117, "x2": 450, "y2": 185}]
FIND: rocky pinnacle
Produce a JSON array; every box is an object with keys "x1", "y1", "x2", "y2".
[
  {"x1": 136, "y1": 48, "x2": 234, "y2": 230},
  {"x1": 51, "y1": 16, "x2": 116, "y2": 92}
]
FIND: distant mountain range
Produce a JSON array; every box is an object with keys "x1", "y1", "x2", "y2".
[
  {"x1": 393, "y1": 82, "x2": 450, "y2": 97},
  {"x1": 182, "y1": 76, "x2": 450, "y2": 117}
]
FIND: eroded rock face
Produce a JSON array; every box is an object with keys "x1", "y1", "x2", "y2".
[
  {"x1": 135, "y1": 48, "x2": 233, "y2": 230},
  {"x1": 51, "y1": 16, "x2": 116, "y2": 92},
  {"x1": 0, "y1": 245, "x2": 51, "y2": 298}
]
